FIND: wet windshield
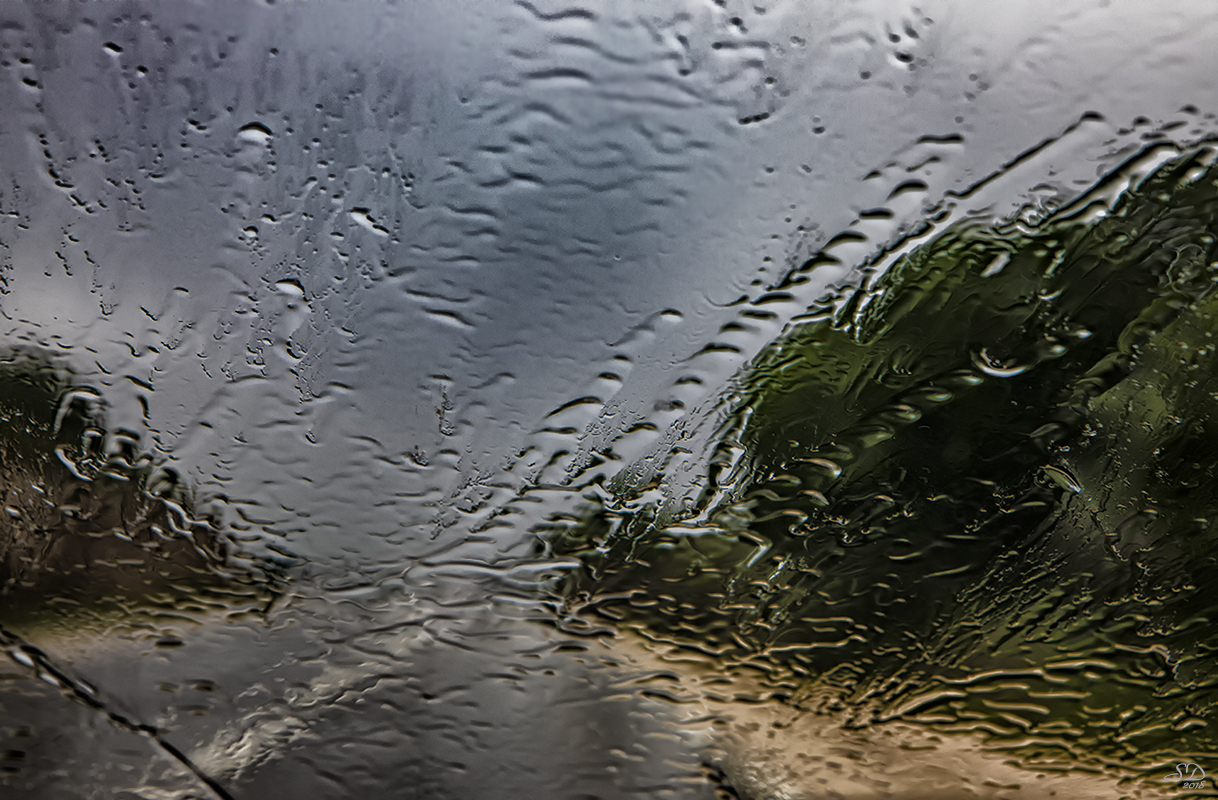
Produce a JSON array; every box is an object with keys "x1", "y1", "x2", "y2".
[{"x1": 1, "y1": 2, "x2": 1216, "y2": 798}]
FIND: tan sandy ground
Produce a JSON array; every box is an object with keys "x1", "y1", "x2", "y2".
[{"x1": 595, "y1": 628, "x2": 1214, "y2": 800}]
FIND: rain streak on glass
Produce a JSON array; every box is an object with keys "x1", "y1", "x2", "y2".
[{"x1": 1, "y1": 2, "x2": 1218, "y2": 799}]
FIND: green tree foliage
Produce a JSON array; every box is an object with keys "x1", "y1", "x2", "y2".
[
  {"x1": 546, "y1": 145, "x2": 1218, "y2": 768},
  {"x1": 0, "y1": 350, "x2": 260, "y2": 634}
]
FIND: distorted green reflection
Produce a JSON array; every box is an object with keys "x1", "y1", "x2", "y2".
[
  {"x1": 0, "y1": 350, "x2": 266, "y2": 637},
  {"x1": 547, "y1": 145, "x2": 1218, "y2": 778}
]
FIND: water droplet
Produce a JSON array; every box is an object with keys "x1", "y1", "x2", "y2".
[{"x1": 236, "y1": 121, "x2": 273, "y2": 144}]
